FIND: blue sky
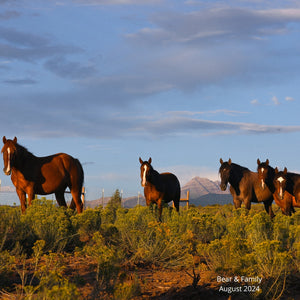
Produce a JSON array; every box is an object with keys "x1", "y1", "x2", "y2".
[{"x1": 1, "y1": 0, "x2": 300, "y2": 203}]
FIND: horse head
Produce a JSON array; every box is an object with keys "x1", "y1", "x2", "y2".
[
  {"x1": 139, "y1": 157, "x2": 153, "y2": 187},
  {"x1": 257, "y1": 158, "x2": 270, "y2": 190},
  {"x1": 1, "y1": 136, "x2": 17, "y2": 176},
  {"x1": 219, "y1": 158, "x2": 232, "y2": 191},
  {"x1": 273, "y1": 167, "x2": 288, "y2": 200}
]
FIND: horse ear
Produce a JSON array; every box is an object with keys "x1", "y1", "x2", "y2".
[
  {"x1": 284, "y1": 167, "x2": 287, "y2": 174},
  {"x1": 220, "y1": 158, "x2": 223, "y2": 164},
  {"x1": 13, "y1": 137, "x2": 17, "y2": 144},
  {"x1": 275, "y1": 167, "x2": 279, "y2": 174},
  {"x1": 266, "y1": 159, "x2": 269, "y2": 165},
  {"x1": 257, "y1": 159, "x2": 261, "y2": 165},
  {"x1": 148, "y1": 157, "x2": 152, "y2": 164},
  {"x1": 3, "y1": 136, "x2": 6, "y2": 144},
  {"x1": 228, "y1": 158, "x2": 232, "y2": 165},
  {"x1": 139, "y1": 157, "x2": 143, "y2": 164}
]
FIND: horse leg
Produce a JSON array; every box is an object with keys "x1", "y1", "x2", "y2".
[
  {"x1": 244, "y1": 199, "x2": 251, "y2": 210},
  {"x1": 70, "y1": 189, "x2": 83, "y2": 213},
  {"x1": 55, "y1": 191, "x2": 67, "y2": 208},
  {"x1": 233, "y1": 196, "x2": 242, "y2": 209},
  {"x1": 263, "y1": 200, "x2": 275, "y2": 218},
  {"x1": 157, "y1": 198, "x2": 163, "y2": 221},
  {"x1": 173, "y1": 195, "x2": 180, "y2": 213},
  {"x1": 16, "y1": 188, "x2": 27, "y2": 214},
  {"x1": 27, "y1": 190, "x2": 35, "y2": 207}
]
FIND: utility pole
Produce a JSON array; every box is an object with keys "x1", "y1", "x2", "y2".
[{"x1": 102, "y1": 188, "x2": 104, "y2": 207}]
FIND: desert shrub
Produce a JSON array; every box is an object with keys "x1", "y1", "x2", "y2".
[
  {"x1": 272, "y1": 213, "x2": 293, "y2": 250},
  {"x1": 115, "y1": 206, "x2": 192, "y2": 267},
  {"x1": 100, "y1": 223, "x2": 120, "y2": 247},
  {"x1": 247, "y1": 211, "x2": 273, "y2": 245},
  {"x1": 198, "y1": 235, "x2": 251, "y2": 274},
  {"x1": 71, "y1": 207, "x2": 102, "y2": 243},
  {"x1": 101, "y1": 190, "x2": 122, "y2": 224},
  {"x1": 21, "y1": 199, "x2": 73, "y2": 252},
  {"x1": 81, "y1": 231, "x2": 121, "y2": 296},
  {"x1": 113, "y1": 275, "x2": 141, "y2": 300},
  {"x1": 0, "y1": 250, "x2": 15, "y2": 290},
  {"x1": 0, "y1": 206, "x2": 36, "y2": 255}
]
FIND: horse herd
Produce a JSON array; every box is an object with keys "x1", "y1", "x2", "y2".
[
  {"x1": 219, "y1": 158, "x2": 300, "y2": 217},
  {"x1": 1, "y1": 136, "x2": 299, "y2": 219}
]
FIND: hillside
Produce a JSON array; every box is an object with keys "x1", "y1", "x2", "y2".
[
  {"x1": 181, "y1": 176, "x2": 232, "y2": 206},
  {"x1": 85, "y1": 177, "x2": 232, "y2": 208}
]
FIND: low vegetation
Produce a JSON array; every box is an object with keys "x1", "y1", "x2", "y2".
[{"x1": 0, "y1": 191, "x2": 299, "y2": 299}]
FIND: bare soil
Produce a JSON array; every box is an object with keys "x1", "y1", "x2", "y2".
[
  {"x1": 62, "y1": 256, "x2": 298, "y2": 300},
  {"x1": 4, "y1": 255, "x2": 300, "y2": 299}
]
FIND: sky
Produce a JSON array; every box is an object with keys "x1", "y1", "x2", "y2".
[{"x1": 0, "y1": 0, "x2": 300, "y2": 204}]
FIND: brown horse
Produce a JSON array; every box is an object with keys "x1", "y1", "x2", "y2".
[
  {"x1": 1, "y1": 136, "x2": 84, "y2": 214},
  {"x1": 219, "y1": 158, "x2": 274, "y2": 218},
  {"x1": 139, "y1": 157, "x2": 180, "y2": 220},
  {"x1": 273, "y1": 167, "x2": 300, "y2": 214},
  {"x1": 257, "y1": 159, "x2": 297, "y2": 216}
]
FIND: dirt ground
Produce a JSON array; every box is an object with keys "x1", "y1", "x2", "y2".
[
  {"x1": 63, "y1": 256, "x2": 297, "y2": 300},
  {"x1": 4, "y1": 256, "x2": 300, "y2": 299}
]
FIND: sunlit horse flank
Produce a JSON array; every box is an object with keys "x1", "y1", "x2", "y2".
[
  {"x1": 257, "y1": 159, "x2": 298, "y2": 216},
  {"x1": 139, "y1": 157, "x2": 180, "y2": 221},
  {"x1": 1, "y1": 136, "x2": 84, "y2": 214},
  {"x1": 219, "y1": 158, "x2": 275, "y2": 218},
  {"x1": 273, "y1": 167, "x2": 300, "y2": 214}
]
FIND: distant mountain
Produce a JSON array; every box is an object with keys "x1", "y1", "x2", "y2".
[
  {"x1": 181, "y1": 176, "x2": 227, "y2": 199},
  {"x1": 181, "y1": 177, "x2": 232, "y2": 206},
  {"x1": 85, "y1": 177, "x2": 232, "y2": 208}
]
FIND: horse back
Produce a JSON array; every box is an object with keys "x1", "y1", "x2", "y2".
[
  {"x1": 33, "y1": 153, "x2": 82, "y2": 194},
  {"x1": 231, "y1": 170, "x2": 272, "y2": 202},
  {"x1": 159, "y1": 172, "x2": 181, "y2": 200}
]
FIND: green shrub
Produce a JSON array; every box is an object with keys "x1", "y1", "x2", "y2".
[
  {"x1": 71, "y1": 207, "x2": 102, "y2": 242},
  {"x1": 21, "y1": 199, "x2": 73, "y2": 252}
]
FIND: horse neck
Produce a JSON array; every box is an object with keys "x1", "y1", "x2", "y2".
[
  {"x1": 265, "y1": 166, "x2": 276, "y2": 191},
  {"x1": 148, "y1": 168, "x2": 162, "y2": 189},
  {"x1": 14, "y1": 144, "x2": 36, "y2": 170},
  {"x1": 287, "y1": 172, "x2": 299, "y2": 194},
  {"x1": 229, "y1": 163, "x2": 249, "y2": 190}
]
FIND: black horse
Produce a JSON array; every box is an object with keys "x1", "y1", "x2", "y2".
[
  {"x1": 139, "y1": 157, "x2": 180, "y2": 220},
  {"x1": 219, "y1": 158, "x2": 274, "y2": 218}
]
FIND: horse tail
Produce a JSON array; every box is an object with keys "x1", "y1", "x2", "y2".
[
  {"x1": 75, "y1": 158, "x2": 84, "y2": 190},
  {"x1": 173, "y1": 176, "x2": 181, "y2": 212},
  {"x1": 69, "y1": 158, "x2": 84, "y2": 212}
]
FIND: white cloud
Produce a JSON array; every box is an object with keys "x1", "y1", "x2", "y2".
[
  {"x1": 285, "y1": 96, "x2": 295, "y2": 101},
  {"x1": 251, "y1": 99, "x2": 259, "y2": 105},
  {"x1": 271, "y1": 96, "x2": 280, "y2": 105}
]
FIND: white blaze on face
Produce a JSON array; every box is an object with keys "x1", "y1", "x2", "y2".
[
  {"x1": 277, "y1": 176, "x2": 285, "y2": 198},
  {"x1": 260, "y1": 168, "x2": 265, "y2": 189},
  {"x1": 142, "y1": 165, "x2": 147, "y2": 187},
  {"x1": 5, "y1": 147, "x2": 11, "y2": 174}
]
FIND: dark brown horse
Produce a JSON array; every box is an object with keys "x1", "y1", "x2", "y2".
[
  {"x1": 219, "y1": 158, "x2": 274, "y2": 218},
  {"x1": 1, "y1": 136, "x2": 84, "y2": 214},
  {"x1": 273, "y1": 167, "x2": 300, "y2": 213},
  {"x1": 257, "y1": 159, "x2": 297, "y2": 216},
  {"x1": 139, "y1": 157, "x2": 180, "y2": 220}
]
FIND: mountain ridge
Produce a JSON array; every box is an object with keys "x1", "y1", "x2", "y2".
[{"x1": 86, "y1": 176, "x2": 232, "y2": 208}]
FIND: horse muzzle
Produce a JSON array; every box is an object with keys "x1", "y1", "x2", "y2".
[
  {"x1": 277, "y1": 191, "x2": 284, "y2": 200},
  {"x1": 3, "y1": 168, "x2": 11, "y2": 176},
  {"x1": 141, "y1": 181, "x2": 147, "y2": 187},
  {"x1": 220, "y1": 183, "x2": 227, "y2": 191}
]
